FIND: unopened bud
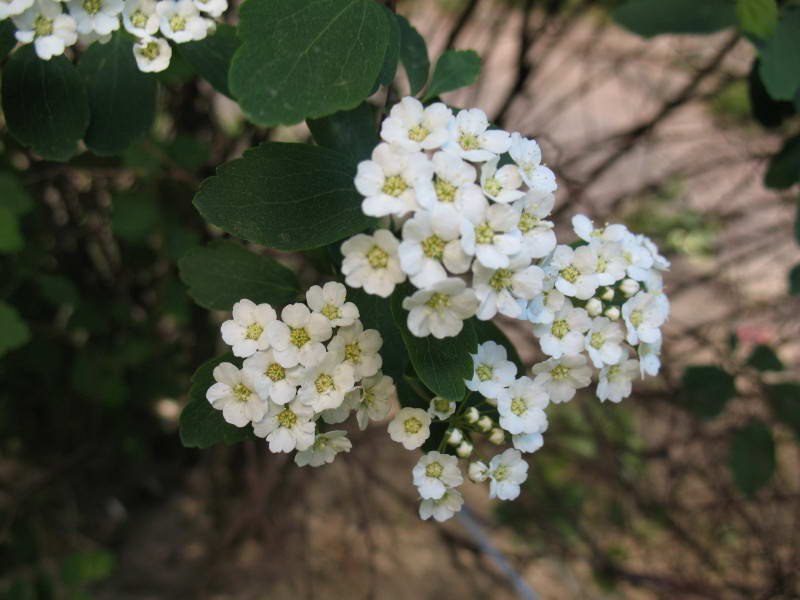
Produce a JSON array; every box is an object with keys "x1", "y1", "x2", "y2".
[
  {"x1": 586, "y1": 297, "x2": 603, "y2": 317},
  {"x1": 605, "y1": 306, "x2": 620, "y2": 321},
  {"x1": 600, "y1": 287, "x2": 615, "y2": 302},
  {"x1": 468, "y1": 460, "x2": 488, "y2": 482},
  {"x1": 465, "y1": 406, "x2": 480, "y2": 424},
  {"x1": 489, "y1": 427, "x2": 505, "y2": 445},
  {"x1": 446, "y1": 428, "x2": 463, "y2": 446},
  {"x1": 456, "y1": 440, "x2": 474, "y2": 458},
  {"x1": 477, "y1": 415, "x2": 493, "y2": 432},
  {"x1": 620, "y1": 278, "x2": 640, "y2": 297}
]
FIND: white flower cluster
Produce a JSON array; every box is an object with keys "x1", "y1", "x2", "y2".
[
  {"x1": 205, "y1": 283, "x2": 397, "y2": 468},
  {"x1": 1, "y1": 0, "x2": 226, "y2": 72}
]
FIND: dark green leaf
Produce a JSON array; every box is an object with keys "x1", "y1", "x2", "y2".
[
  {"x1": 736, "y1": 0, "x2": 778, "y2": 38},
  {"x1": 470, "y1": 318, "x2": 524, "y2": 372},
  {"x1": 307, "y1": 102, "x2": 378, "y2": 163},
  {"x1": 178, "y1": 24, "x2": 240, "y2": 97},
  {"x1": 767, "y1": 383, "x2": 800, "y2": 435},
  {"x1": 375, "y1": 6, "x2": 400, "y2": 88},
  {"x1": 423, "y1": 49, "x2": 481, "y2": 101},
  {"x1": 0, "y1": 171, "x2": 34, "y2": 215},
  {"x1": 390, "y1": 283, "x2": 477, "y2": 401},
  {"x1": 347, "y1": 287, "x2": 406, "y2": 381},
  {"x1": 0, "y1": 207, "x2": 23, "y2": 253},
  {"x1": 179, "y1": 353, "x2": 253, "y2": 448},
  {"x1": 746, "y1": 344, "x2": 784, "y2": 372},
  {"x1": 0, "y1": 301, "x2": 31, "y2": 357},
  {"x1": 397, "y1": 15, "x2": 429, "y2": 95},
  {"x1": 78, "y1": 33, "x2": 157, "y2": 156},
  {"x1": 612, "y1": 0, "x2": 736, "y2": 38},
  {"x1": 0, "y1": 20, "x2": 16, "y2": 61},
  {"x1": 161, "y1": 134, "x2": 211, "y2": 170},
  {"x1": 230, "y1": 0, "x2": 390, "y2": 126},
  {"x1": 1, "y1": 46, "x2": 89, "y2": 161},
  {"x1": 728, "y1": 419, "x2": 775, "y2": 496},
  {"x1": 194, "y1": 141, "x2": 374, "y2": 251},
  {"x1": 748, "y1": 59, "x2": 795, "y2": 128},
  {"x1": 764, "y1": 135, "x2": 800, "y2": 189},
  {"x1": 678, "y1": 365, "x2": 736, "y2": 419},
  {"x1": 37, "y1": 275, "x2": 80, "y2": 306},
  {"x1": 178, "y1": 240, "x2": 298, "y2": 310},
  {"x1": 790, "y1": 264, "x2": 800, "y2": 295},
  {"x1": 112, "y1": 189, "x2": 159, "y2": 243},
  {"x1": 759, "y1": 8, "x2": 800, "y2": 101}
]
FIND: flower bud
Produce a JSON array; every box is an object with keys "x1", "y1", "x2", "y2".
[
  {"x1": 620, "y1": 278, "x2": 640, "y2": 297},
  {"x1": 468, "y1": 460, "x2": 488, "y2": 482},
  {"x1": 446, "y1": 428, "x2": 463, "y2": 446},
  {"x1": 600, "y1": 287, "x2": 615, "y2": 302},
  {"x1": 586, "y1": 297, "x2": 603, "y2": 317},
  {"x1": 605, "y1": 306, "x2": 620, "y2": 321},
  {"x1": 465, "y1": 406, "x2": 480, "y2": 424},
  {"x1": 489, "y1": 427, "x2": 505, "y2": 445},
  {"x1": 477, "y1": 415, "x2": 493, "y2": 432},
  {"x1": 456, "y1": 440, "x2": 474, "y2": 458}
]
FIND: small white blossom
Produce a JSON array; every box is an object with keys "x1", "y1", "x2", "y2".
[
  {"x1": 473, "y1": 253, "x2": 545, "y2": 320},
  {"x1": 220, "y1": 299, "x2": 276, "y2": 358},
  {"x1": 253, "y1": 398, "x2": 315, "y2": 453},
  {"x1": 509, "y1": 132, "x2": 557, "y2": 193},
  {"x1": 605, "y1": 306, "x2": 621, "y2": 321},
  {"x1": 622, "y1": 291, "x2": 668, "y2": 345},
  {"x1": 497, "y1": 376, "x2": 549, "y2": 435},
  {"x1": 402, "y1": 278, "x2": 478, "y2": 339},
  {"x1": 192, "y1": 0, "x2": 225, "y2": 17},
  {"x1": 206, "y1": 362, "x2": 268, "y2": 427},
  {"x1": 419, "y1": 488, "x2": 464, "y2": 522},
  {"x1": 465, "y1": 341, "x2": 517, "y2": 400},
  {"x1": 460, "y1": 202, "x2": 521, "y2": 269},
  {"x1": 13, "y1": 0, "x2": 78, "y2": 60},
  {"x1": 443, "y1": 108, "x2": 511, "y2": 162},
  {"x1": 456, "y1": 440, "x2": 474, "y2": 458},
  {"x1": 638, "y1": 339, "x2": 662, "y2": 377},
  {"x1": 155, "y1": 0, "x2": 209, "y2": 42},
  {"x1": 446, "y1": 428, "x2": 463, "y2": 445},
  {"x1": 132, "y1": 36, "x2": 171, "y2": 72},
  {"x1": 320, "y1": 388, "x2": 359, "y2": 425},
  {"x1": 328, "y1": 321, "x2": 383, "y2": 380},
  {"x1": 621, "y1": 233, "x2": 656, "y2": 281},
  {"x1": 533, "y1": 301, "x2": 591, "y2": 358},
  {"x1": 388, "y1": 407, "x2": 431, "y2": 450},
  {"x1": 619, "y1": 277, "x2": 640, "y2": 297},
  {"x1": 592, "y1": 240, "x2": 627, "y2": 286},
  {"x1": 354, "y1": 143, "x2": 432, "y2": 217},
  {"x1": 413, "y1": 451, "x2": 463, "y2": 499},
  {"x1": 464, "y1": 406, "x2": 480, "y2": 424},
  {"x1": 480, "y1": 157, "x2": 524, "y2": 204},
  {"x1": 1, "y1": 0, "x2": 34, "y2": 19},
  {"x1": 122, "y1": 0, "x2": 158, "y2": 35},
  {"x1": 67, "y1": 0, "x2": 122, "y2": 36},
  {"x1": 546, "y1": 244, "x2": 599, "y2": 300},
  {"x1": 265, "y1": 303, "x2": 332, "y2": 368},
  {"x1": 585, "y1": 297, "x2": 603, "y2": 317},
  {"x1": 489, "y1": 449, "x2": 528, "y2": 501},
  {"x1": 306, "y1": 281, "x2": 359, "y2": 328},
  {"x1": 489, "y1": 427, "x2": 506, "y2": 444},
  {"x1": 355, "y1": 373, "x2": 395, "y2": 430},
  {"x1": 428, "y1": 396, "x2": 456, "y2": 420},
  {"x1": 294, "y1": 430, "x2": 351, "y2": 467},
  {"x1": 341, "y1": 229, "x2": 406, "y2": 298},
  {"x1": 297, "y1": 351, "x2": 355, "y2": 412},
  {"x1": 468, "y1": 460, "x2": 489, "y2": 482},
  {"x1": 640, "y1": 234, "x2": 670, "y2": 271},
  {"x1": 526, "y1": 278, "x2": 566, "y2": 325},
  {"x1": 242, "y1": 349, "x2": 305, "y2": 406},
  {"x1": 531, "y1": 354, "x2": 592, "y2": 403},
  {"x1": 585, "y1": 316, "x2": 625, "y2": 368},
  {"x1": 512, "y1": 432, "x2": 545, "y2": 453},
  {"x1": 415, "y1": 151, "x2": 485, "y2": 218},
  {"x1": 380, "y1": 97, "x2": 452, "y2": 152},
  {"x1": 597, "y1": 356, "x2": 640, "y2": 403},
  {"x1": 514, "y1": 191, "x2": 557, "y2": 259}
]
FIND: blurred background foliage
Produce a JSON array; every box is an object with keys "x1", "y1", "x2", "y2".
[{"x1": 1, "y1": 0, "x2": 799, "y2": 598}]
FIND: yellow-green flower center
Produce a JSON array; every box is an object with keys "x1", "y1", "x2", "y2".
[
  {"x1": 138, "y1": 41, "x2": 160, "y2": 60},
  {"x1": 367, "y1": 245, "x2": 389, "y2": 269},
  {"x1": 321, "y1": 303, "x2": 341, "y2": 321},
  {"x1": 493, "y1": 464, "x2": 509, "y2": 481},
  {"x1": 550, "y1": 364, "x2": 570, "y2": 380},
  {"x1": 606, "y1": 364, "x2": 621, "y2": 379},
  {"x1": 425, "y1": 292, "x2": 450, "y2": 311},
  {"x1": 475, "y1": 222, "x2": 495, "y2": 245},
  {"x1": 421, "y1": 234, "x2": 445, "y2": 259},
  {"x1": 382, "y1": 174, "x2": 408, "y2": 197},
  {"x1": 315, "y1": 373, "x2": 335, "y2": 394},
  {"x1": 83, "y1": 0, "x2": 102, "y2": 15},
  {"x1": 510, "y1": 397, "x2": 527, "y2": 416},
  {"x1": 458, "y1": 131, "x2": 480, "y2": 151},
  {"x1": 550, "y1": 319, "x2": 569, "y2": 339},
  {"x1": 408, "y1": 123, "x2": 430, "y2": 142},
  {"x1": 404, "y1": 416, "x2": 423, "y2": 434},
  {"x1": 266, "y1": 363, "x2": 286, "y2": 382},
  {"x1": 560, "y1": 265, "x2": 579, "y2": 283},
  {"x1": 245, "y1": 322, "x2": 264, "y2": 341},
  {"x1": 596, "y1": 256, "x2": 608, "y2": 273},
  {"x1": 433, "y1": 397, "x2": 450, "y2": 413},
  {"x1": 344, "y1": 341, "x2": 361, "y2": 363},
  {"x1": 313, "y1": 435, "x2": 328, "y2": 449},
  {"x1": 489, "y1": 268, "x2": 513, "y2": 292},
  {"x1": 276, "y1": 407, "x2": 297, "y2": 428},
  {"x1": 289, "y1": 327, "x2": 311, "y2": 348},
  {"x1": 484, "y1": 177, "x2": 503, "y2": 197},
  {"x1": 590, "y1": 331, "x2": 605, "y2": 349},
  {"x1": 476, "y1": 364, "x2": 493, "y2": 382},
  {"x1": 425, "y1": 461, "x2": 444, "y2": 478},
  {"x1": 434, "y1": 177, "x2": 457, "y2": 203},
  {"x1": 363, "y1": 389, "x2": 375, "y2": 406},
  {"x1": 518, "y1": 213, "x2": 538, "y2": 234},
  {"x1": 33, "y1": 15, "x2": 53, "y2": 37},
  {"x1": 233, "y1": 383, "x2": 251, "y2": 402},
  {"x1": 169, "y1": 14, "x2": 187, "y2": 32},
  {"x1": 130, "y1": 9, "x2": 148, "y2": 27},
  {"x1": 630, "y1": 309, "x2": 643, "y2": 328}
]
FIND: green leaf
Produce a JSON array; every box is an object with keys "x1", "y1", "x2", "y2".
[
  {"x1": 194, "y1": 142, "x2": 374, "y2": 251},
  {"x1": 736, "y1": 0, "x2": 778, "y2": 38},
  {"x1": 612, "y1": 0, "x2": 736, "y2": 38},
  {"x1": 759, "y1": 8, "x2": 800, "y2": 101},
  {"x1": 0, "y1": 20, "x2": 16, "y2": 61},
  {"x1": 678, "y1": 365, "x2": 736, "y2": 419},
  {"x1": 78, "y1": 33, "x2": 157, "y2": 156},
  {"x1": 178, "y1": 24, "x2": 240, "y2": 98},
  {"x1": 764, "y1": 135, "x2": 800, "y2": 189},
  {"x1": 229, "y1": 0, "x2": 390, "y2": 126},
  {"x1": 111, "y1": 189, "x2": 159, "y2": 243},
  {"x1": 347, "y1": 287, "x2": 406, "y2": 381},
  {"x1": 746, "y1": 344, "x2": 784, "y2": 372},
  {"x1": 790, "y1": 264, "x2": 800, "y2": 295},
  {"x1": 0, "y1": 301, "x2": 31, "y2": 357},
  {"x1": 390, "y1": 283, "x2": 477, "y2": 401},
  {"x1": 728, "y1": 419, "x2": 775, "y2": 496},
  {"x1": 423, "y1": 49, "x2": 481, "y2": 101},
  {"x1": 307, "y1": 102, "x2": 379, "y2": 163},
  {"x1": 0, "y1": 171, "x2": 34, "y2": 215},
  {"x1": 470, "y1": 318, "x2": 524, "y2": 372},
  {"x1": 0, "y1": 207, "x2": 23, "y2": 253},
  {"x1": 178, "y1": 240, "x2": 298, "y2": 311},
  {"x1": 767, "y1": 383, "x2": 800, "y2": 435},
  {"x1": 179, "y1": 353, "x2": 253, "y2": 448},
  {"x1": 397, "y1": 15, "x2": 429, "y2": 95},
  {"x1": 748, "y1": 59, "x2": 796, "y2": 128},
  {"x1": 1, "y1": 46, "x2": 90, "y2": 161},
  {"x1": 375, "y1": 6, "x2": 400, "y2": 88}
]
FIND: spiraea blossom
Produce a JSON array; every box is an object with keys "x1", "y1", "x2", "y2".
[
  {"x1": 220, "y1": 299, "x2": 276, "y2": 358},
  {"x1": 465, "y1": 341, "x2": 517, "y2": 400},
  {"x1": 388, "y1": 407, "x2": 431, "y2": 450}
]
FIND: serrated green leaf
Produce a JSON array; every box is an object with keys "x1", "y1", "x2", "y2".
[
  {"x1": 612, "y1": 0, "x2": 736, "y2": 38},
  {"x1": 0, "y1": 207, "x2": 23, "y2": 253},
  {"x1": 179, "y1": 353, "x2": 253, "y2": 448},
  {"x1": 746, "y1": 344, "x2": 784, "y2": 372},
  {"x1": 307, "y1": 102, "x2": 379, "y2": 163},
  {"x1": 470, "y1": 318, "x2": 524, "y2": 372},
  {"x1": 728, "y1": 419, "x2": 775, "y2": 496},
  {"x1": 0, "y1": 301, "x2": 31, "y2": 357},
  {"x1": 178, "y1": 240, "x2": 298, "y2": 311},
  {"x1": 767, "y1": 383, "x2": 800, "y2": 435},
  {"x1": 194, "y1": 142, "x2": 374, "y2": 251},
  {"x1": 423, "y1": 49, "x2": 481, "y2": 101},
  {"x1": 229, "y1": 0, "x2": 390, "y2": 126},
  {"x1": 764, "y1": 135, "x2": 800, "y2": 189},
  {"x1": 736, "y1": 0, "x2": 778, "y2": 38},
  {"x1": 78, "y1": 33, "x2": 157, "y2": 156},
  {"x1": 178, "y1": 24, "x2": 240, "y2": 98},
  {"x1": 397, "y1": 15, "x2": 429, "y2": 95},
  {"x1": 1, "y1": 46, "x2": 89, "y2": 161},
  {"x1": 678, "y1": 365, "x2": 736, "y2": 419},
  {"x1": 347, "y1": 287, "x2": 405, "y2": 381},
  {"x1": 375, "y1": 6, "x2": 400, "y2": 88},
  {"x1": 390, "y1": 283, "x2": 477, "y2": 401},
  {"x1": 759, "y1": 8, "x2": 800, "y2": 101}
]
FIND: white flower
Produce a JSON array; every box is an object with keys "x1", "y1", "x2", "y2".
[
  {"x1": 514, "y1": 192, "x2": 557, "y2": 259},
  {"x1": 294, "y1": 430, "x2": 351, "y2": 467},
  {"x1": 621, "y1": 233, "x2": 656, "y2": 281},
  {"x1": 533, "y1": 302, "x2": 591, "y2": 358},
  {"x1": 327, "y1": 321, "x2": 383, "y2": 380},
  {"x1": 192, "y1": 0, "x2": 225, "y2": 17},
  {"x1": 591, "y1": 240, "x2": 627, "y2": 286},
  {"x1": 388, "y1": 407, "x2": 431, "y2": 450},
  {"x1": 265, "y1": 303, "x2": 332, "y2": 368},
  {"x1": 402, "y1": 278, "x2": 478, "y2": 339},
  {"x1": 13, "y1": 0, "x2": 78, "y2": 60},
  {"x1": 206, "y1": 362, "x2": 269, "y2": 427},
  {"x1": 398, "y1": 206, "x2": 470, "y2": 289},
  {"x1": 488, "y1": 449, "x2": 528, "y2": 501},
  {"x1": 0, "y1": 0, "x2": 34, "y2": 19},
  {"x1": 468, "y1": 460, "x2": 488, "y2": 482},
  {"x1": 319, "y1": 388, "x2": 359, "y2": 425},
  {"x1": 571, "y1": 215, "x2": 628, "y2": 244},
  {"x1": 525, "y1": 278, "x2": 566, "y2": 325},
  {"x1": 253, "y1": 398, "x2": 315, "y2": 453},
  {"x1": 122, "y1": 0, "x2": 158, "y2": 35},
  {"x1": 546, "y1": 244, "x2": 599, "y2": 300},
  {"x1": 412, "y1": 451, "x2": 463, "y2": 499},
  {"x1": 415, "y1": 151, "x2": 485, "y2": 218},
  {"x1": 341, "y1": 230, "x2": 406, "y2": 298},
  {"x1": 380, "y1": 97, "x2": 452, "y2": 152},
  {"x1": 465, "y1": 341, "x2": 517, "y2": 399},
  {"x1": 460, "y1": 202, "x2": 521, "y2": 269},
  {"x1": 509, "y1": 132, "x2": 557, "y2": 193},
  {"x1": 585, "y1": 316, "x2": 625, "y2": 368},
  {"x1": 428, "y1": 396, "x2": 456, "y2": 420},
  {"x1": 443, "y1": 108, "x2": 510, "y2": 162},
  {"x1": 297, "y1": 351, "x2": 355, "y2": 412},
  {"x1": 597, "y1": 357, "x2": 640, "y2": 403},
  {"x1": 220, "y1": 299, "x2": 276, "y2": 358},
  {"x1": 354, "y1": 143, "x2": 432, "y2": 217},
  {"x1": 640, "y1": 234, "x2": 670, "y2": 271},
  {"x1": 67, "y1": 0, "x2": 121, "y2": 35},
  {"x1": 622, "y1": 292, "x2": 667, "y2": 345},
  {"x1": 155, "y1": 0, "x2": 209, "y2": 42},
  {"x1": 419, "y1": 488, "x2": 464, "y2": 522},
  {"x1": 638, "y1": 339, "x2": 662, "y2": 377},
  {"x1": 473, "y1": 250, "x2": 545, "y2": 320},
  {"x1": 497, "y1": 376, "x2": 549, "y2": 435},
  {"x1": 512, "y1": 432, "x2": 544, "y2": 453},
  {"x1": 306, "y1": 281, "x2": 359, "y2": 328},
  {"x1": 355, "y1": 373, "x2": 394, "y2": 430},
  {"x1": 242, "y1": 349, "x2": 305, "y2": 406},
  {"x1": 480, "y1": 157, "x2": 524, "y2": 204},
  {"x1": 531, "y1": 355, "x2": 592, "y2": 403},
  {"x1": 132, "y1": 36, "x2": 171, "y2": 72}
]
